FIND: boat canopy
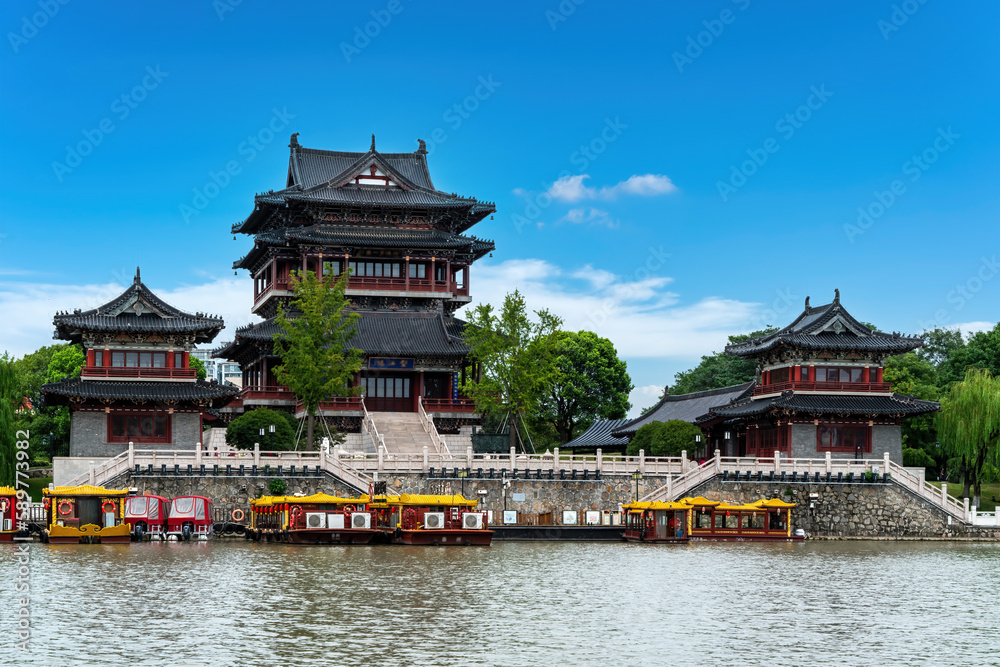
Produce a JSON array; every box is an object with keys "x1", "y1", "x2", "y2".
[
  {"x1": 251, "y1": 493, "x2": 370, "y2": 507},
  {"x1": 43, "y1": 485, "x2": 129, "y2": 497},
  {"x1": 678, "y1": 497, "x2": 722, "y2": 507},
  {"x1": 751, "y1": 498, "x2": 797, "y2": 509},
  {"x1": 622, "y1": 501, "x2": 690, "y2": 511},
  {"x1": 0, "y1": 486, "x2": 15, "y2": 496},
  {"x1": 392, "y1": 494, "x2": 478, "y2": 507}
]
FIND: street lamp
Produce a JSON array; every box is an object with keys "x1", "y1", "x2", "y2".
[
  {"x1": 631, "y1": 470, "x2": 643, "y2": 502},
  {"x1": 269, "y1": 423, "x2": 275, "y2": 450},
  {"x1": 457, "y1": 469, "x2": 468, "y2": 497},
  {"x1": 695, "y1": 433, "x2": 702, "y2": 458}
]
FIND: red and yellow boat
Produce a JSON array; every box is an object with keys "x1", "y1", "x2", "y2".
[
  {"x1": 373, "y1": 494, "x2": 493, "y2": 546},
  {"x1": 623, "y1": 496, "x2": 804, "y2": 543},
  {"x1": 0, "y1": 486, "x2": 18, "y2": 542},
  {"x1": 41, "y1": 485, "x2": 131, "y2": 544},
  {"x1": 248, "y1": 493, "x2": 377, "y2": 544}
]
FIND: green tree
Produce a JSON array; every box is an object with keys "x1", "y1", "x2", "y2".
[
  {"x1": 532, "y1": 331, "x2": 632, "y2": 444},
  {"x1": 44, "y1": 345, "x2": 84, "y2": 383},
  {"x1": 956, "y1": 323, "x2": 1000, "y2": 379},
  {"x1": 0, "y1": 356, "x2": 21, "y2": 486},
  {"x1": 883, "y1": 353, "x2": 941, "y2": 454},
  {"x1": 463, "y1": 290, "x2": 562, "y2": 452},
  {"x1": 626, "y1": 420, "x2": 702, "y2": 457},
  {"x1": 14, "y1": 344, "x2": 72, "y2": 403},
  {"x1": 671, "y1": 327, "x2": 778, "y2": 395},
  {"x1": 189, "y1": 355, "x2": 208, "y2": 381},
  {"x1": 937, "y1": 367, "x2": 1000, "y2": 508},
  {"x1": 226, "y1": 408, "x2": 296, "y2": 451},
  {"x1": 272, "y1": 270, "x2": 363, "y2": 450}
]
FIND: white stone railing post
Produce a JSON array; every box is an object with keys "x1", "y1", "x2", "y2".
[
  {"x1": 883, "y1": 451, "x2": 890, "y2": 474},
  {"x1": 667, "y1": 473, "x2": 673, "y2": 500},
  {"x1": 596, "y1": 448, "x2": 603, "y2": 474},
  {"x1": 963, "y1": 497, "x2": 970, "y2": 521},
  {"x1": 940, "y1": 483, "x2": 948, "y2": 506},
  {"x1": 319, "y1": 447, "x2": 326, "y2": 471},
  {"x1": 128, "y1": 442, "x2": 135, "y2": 470},
  {"x1": 825, "y1": 451, "x2": 832, "y2": 473},
  {"x1": 378, "y1": 447, "x2": 384, "y2": 472},
  {"x1": 774, "y1": 450, "x2": 781, "y2": 473},
  {"x1": 639, "y1": 449, "x2": 646, "y2": 475},
  {"x1": 89, "y1": 463, "x2": 96, "y2": 486},
  {"x1": 423, "y1": 446, "x2": 429, "y2": 472},
  {"x1": 681, "y1": 450, "x2": 687, "y2": 473},
  {"x1": 195, "y1": 441, "x2": 202, "y2": 466},
  {"x1": 466, "y1": 446, "x2": 473, "y2": 470},
  {"x1": 713, "y1": 449, "x2": 720, "y2": 473},
  {"x1": 553, "y1": 447, "x2": 560, "y2": 472},
  {"x1": 253, "y1": 443, "x2": 259, "y2": 467},
  {"x1": 509, "y1": 446, "x2": 516, "y2": 471}
]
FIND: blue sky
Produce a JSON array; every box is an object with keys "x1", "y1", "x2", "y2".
[{"x1": 1, "y1": 1, "x2": 997, "y2": 413}]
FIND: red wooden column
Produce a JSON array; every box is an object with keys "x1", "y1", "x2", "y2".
[
  {"x1": 86, "y1": 349, "x2": 95, "y2": 367},
  {"x1": 876, "y1": 367, "x2": 883, "y2": 383},
  {"x1": 863, "y1": 365, "x2": 871, "y2": 383},
  {"x1": 404, "y1": 256, "x2": 410, "y2": 290}
]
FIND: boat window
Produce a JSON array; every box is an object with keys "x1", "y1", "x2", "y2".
[
  {"x1": 172, "y1": 497, "x2": 195, "y2": 516},
  {"x1": 769, "y1": 511, "x2": 786, "y2": 530},
  {"x1": 724, "y1": 514, "x2": 739, "y2": 529},
  {"x1": 743, "y1": 513, "x2": 765, "y2": 530},
  {"x1": 125, "y1": 497, "x2": 147, "y2": 516},
  {"x1": 195, "y1": 499, "x2": 206, "y2": 520},
  {"x1": 149, "y1": 501, "x2": 159, "y2": 520},
  {"x1": 695, "y1": 509, "x2": 712, "y2": 529}
]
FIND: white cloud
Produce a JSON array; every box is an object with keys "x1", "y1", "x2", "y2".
[
  {"x1": 629, "y1": 384, "x2": 666, "y2": 417},
  {"x1": 951, "y1": 321, "x2": 994, "y2": 337},
  {"x1": 559, "y1": 207, "x2": 617, "y2": 228},
  {"x1": 545, "y1": 173, "x2": 677, "y2": 202},
  {"x1": 0, "y1": 275, "x2": 257, "y2": 359}
]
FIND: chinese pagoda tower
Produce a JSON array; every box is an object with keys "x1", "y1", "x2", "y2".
[
  {"x1": 216, "y1": 134, "x2": 495, "y2": 432},
  {"x1": 701, "y1": 290, "x2": 939, "y2": 462},
  {"x1": 42, "y1": 269, "x2": 237, "y2": 457}
]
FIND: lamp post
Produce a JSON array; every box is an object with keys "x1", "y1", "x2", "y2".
[
  {"x1": 724, "y1": 430, "x2": 732, "y2": 458},
  {"x1": 695, "y1": 433, "x2": 702, "y2": 459},
  {"x1": 269, "y1": 423, "x2": 275, "y2": 450},
  {"x1": 259, "y1": 427, "x2": 265, "y2": 452},
  {"x1": 631, "y1": 470, "x2": 643, "y2": 502},
  {"x1": 457, "y1": 469, "x2": 468, "y2": 497}
]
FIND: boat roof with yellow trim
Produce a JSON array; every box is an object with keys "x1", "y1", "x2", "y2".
[
  {"x1": 678, "y1": 496, "x2": 722, "y2": 507},
  {"x1": 0, "y1": 486, "x2": 16, "y2": 496},
  {"x1": 751, "y1": 498, "x2": 797, "y2": 508},
  {"x1": 372, "y1": 494, "x2": 478, "y2": 507},
  {"x1": 622, "y1": 500, "x2": 691, "y2": 511},
  {"x1": 42, "y1": 485, "x2": 129, "y2": 497},
  {"x1": 250, "y1": 493, "x2": 370, "y2": 507}
]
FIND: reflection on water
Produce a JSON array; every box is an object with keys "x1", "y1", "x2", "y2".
[{"x1": 1, "y1": 540, "x2": 999, "y2": 666}]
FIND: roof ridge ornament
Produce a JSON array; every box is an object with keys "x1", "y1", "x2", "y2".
[
  {"x1": 833, "y1": 288, "x2": 840, "y2": 306},
  {"x1": 370, "y1": 133, "x2": 376, "y2": 151},
  {"x1": 134, "y1": 267, "x2": 141, "y2": 284},
  {"x1": 804, "y1": 296, "x2": 810, "y2": 313},
  {"x1": 289, "y1": 132, "x2": 300, "y2": 148},
  {"x1": 415, "y1": 139, "x2": 427, "y2": 155}
]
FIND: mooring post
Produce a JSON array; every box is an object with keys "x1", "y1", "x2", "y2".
[
  {"x1": 553, "y1": 447, "x2": 560, "y2": 472},
  {"x1": 509, "y1": 446, "x2": 516, "y2": 471},
  {"x1": 825, "y1": 451, "x2": 832, "y2": 473},
  {"x1": 253, "y1": 443, "x2": 259, "y2": 467},
  {"x1": 422, "y1": 445, "x2": 429, "y2": 472},
  {"x1": 681, "y1": 450, "x2": 687, "y2": 473},
  {"x1": 128, "y1": 442, "x2": 135, "y2": 470},
  {"x1": 596, "y1": 448, "x2": 603, "y2": 474},
  {"x1": 639, "y1": 449, "x2": 646, "y2": 475},
  {"x1": 774, "y1": 450, "x2": 781, "y2": 473}
]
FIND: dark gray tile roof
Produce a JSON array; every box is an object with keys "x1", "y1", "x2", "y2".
[
  {"x1": 612, "y1": 382, "x2": 755, "y2": 437},
  {"x1": 726, "y1": 291, "x2": 923, "y2": 357},
  {"x1": 709, "y1": 392, "x2": 940, "y2": 418},
  {"x1": 41, "y1": 378, "x2": 238, "y2": 405},
  {"x1": 562, "y1": 419, "x2": 631, "y2": 449},
  {"x1": 234, "y1": 225, "x2": 494, "y2": 270},
  {"x1": 290, "y1": 146, "x2": 435, "y2": 191},
  {"x1": 52, "y1": 269, "x2": 225, "y2": 344},
  {"x1": 216, "y1": 311, "x2": 469, "y2": 359}
]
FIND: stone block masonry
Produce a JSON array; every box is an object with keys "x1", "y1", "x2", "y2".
[
  {"x1": 691, "y1": 478, "x2": 1000, "y2": 539},
  {"x1": 69, "y1": 412, "x2": 202, "y2": 458}
]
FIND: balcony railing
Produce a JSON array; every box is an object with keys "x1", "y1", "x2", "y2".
[
  {"x1": 754, "y1": 381, "x2": 891, "y2": 395},
  {"x1": 81, "y1": 366, "x2": 197, "y2": 379},
  {"x1": 239, "y1": 385, "x2": 296, "y2": 402},
  {"x1": 253, "y1": 277, "x2": 469, "y2": 308},
  {"x1": 422, "y1": 398, "x2": 477, "y2": 413},
  {"x1": 296, "y1": 396, "x2": 363, "y2": 413}
]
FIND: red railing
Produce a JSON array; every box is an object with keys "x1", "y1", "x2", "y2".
[
  {"x1": 295, "y1": 396, "x2": 363, "y2": 413},
  {"x1": 422, "y1": 398, "x2": 477, "y2": 413},
  {"x1": 253, "y1": 276, "x2": 469, "y2": 303},
  {"x1": 81, "y1": 367, "x2": 197, "y2": 379},
  {"x1": 754, "y1": 381, "x2": 892, "y2": 395},
  {"x1": 239, "y1": 385, "x2": 295, "y2": 402}
]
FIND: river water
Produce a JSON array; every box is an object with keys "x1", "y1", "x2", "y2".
[{"x1": 2, "y1": 540, "x2": 998, "y2": 666}]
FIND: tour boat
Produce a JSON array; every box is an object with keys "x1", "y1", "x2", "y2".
[
  {"x1": 123, "y1": 494, "x2": 170, "y2": 541},
  {"x1": 373, "y1": 494, "x2": 493, "y2": 546},
  {"x1": 622, "y1": 496, "x2": 805, "y2": 543},
  {"x1": 248, "y1": 493, "x2": 377, "y2": 544},
  {"x1": 167, "y1": 495, "x2": 214, "y2": 540},
  {"x1": 0, "y1": 486, "x2": 18, "y2": 542},
  {"x1": 41, "y1": 485, "x2": 132, "y2": 544}
]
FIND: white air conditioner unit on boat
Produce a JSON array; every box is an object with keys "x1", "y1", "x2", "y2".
[
  {"x1": 305, "y1": 512, "x2": 326, "y2": 529},
  {"x1": 352, "y1": 513, "x2": 371, "y2": 529},
  {"x1": 463, "y1": 513, "x2": 484, "y2": 530},
  {"x1": 328, "y1": 513, "x2": 345, "y2": 530},
  {"x1": 424, "y1": 512, "x2": 445, "y2": 529}
]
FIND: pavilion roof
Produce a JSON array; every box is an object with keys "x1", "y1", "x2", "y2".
[
  {"x1": 706, "y1": 392, "x2": 940, "y2": 419},
  {"x1": 41, "y1": 377, "x2": 238, "y2": 406},
  {"x1": 612, "y1": 382, "x2": 755, "y2": 438},
  {"x1": 234, "y1": 224, "x2": 494, "y2": 270},
  {"x1": 233, "y1": 136, "x2": 495, "y2": 235},
  {"x1": 214, "y1": 311, "x2": 469, "y2": 360},
  {"x1": 52, "y1": 268, "x2": 225, "y2": 344},
  {"x1": 561, "y1": 419, "x2": 631, "y2": 450},
  {"x1": 725, "y1": 290, "x2": 922, "y2": 357}
]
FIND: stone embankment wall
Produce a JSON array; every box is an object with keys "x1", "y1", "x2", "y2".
[
  {"x1": 111, "y1": 473, "x2": 361, "y2": 507},
  {"x1": 691, "y1": 478, "x2": 1000, "y2": 539}
]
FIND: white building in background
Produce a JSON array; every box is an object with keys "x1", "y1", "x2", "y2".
[{"x1": 192, "y1": 348, "x2": 242, "y2": 388}]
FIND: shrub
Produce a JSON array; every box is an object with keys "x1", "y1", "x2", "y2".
[
  {"x1": 268, "y1": 478, "x2": 287, "y2": 495},
  {"x1": 626, "y1": 420, "x2": 703, "y2": 457},
  {"x1": 902, "y1": 447, "x2": 936, "y2": 469},
  {"x1": 226, "y1": 408, "x2": 297, "y2": 451}
]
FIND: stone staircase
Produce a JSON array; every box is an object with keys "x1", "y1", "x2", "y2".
[{"x1": 371, "y1": 412, "x2": 436, "y2": 455}]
